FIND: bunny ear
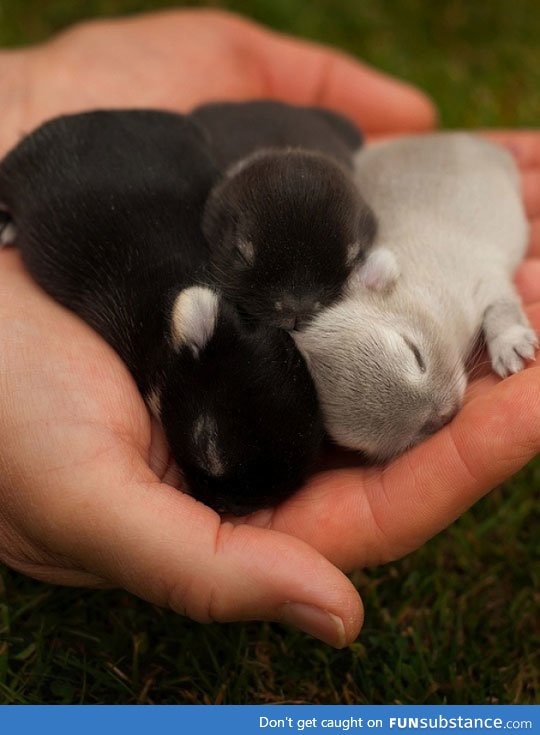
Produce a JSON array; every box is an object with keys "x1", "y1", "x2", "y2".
[
  {"x1": 202, "y1": 154, "x2": 263, "y2": 250},
  {"x1": 349, "y1": 247, "x2": 400, "y2": 293},
  {"x1": 346, "y1": 240, "x2": 362, "y2": 266},
  {"x1": 170, "y1": 286, "x2": 220, "y2": 356},
  {"x1": 0, "y1": 209, "x2": 16, "y2": 246},
  {"x1": 201, "y1": 180, "x2": 235, "y2": 249}
]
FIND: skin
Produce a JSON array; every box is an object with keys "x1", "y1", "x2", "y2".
[{"x1": 0, "y1": 8, "x2": 538, "y2": 648}]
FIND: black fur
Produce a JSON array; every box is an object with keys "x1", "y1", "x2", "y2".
[
  {"x1": 203, "y1": 150, "x2": 377, "y2": 329},
  {"x1": 161, "y1": 297, "x2": 323, "y2": 514},
  {"x1": 192, "y1": 101, "x2": 377, "y2": 330},
  {"x1": 0, "y1": 207, "x2": 10, "y2": 238},
  {"x1": 0, "y1": 109, "x2": 323, "y2": 515}
]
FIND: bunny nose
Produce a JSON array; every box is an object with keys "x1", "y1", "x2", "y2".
[
  {"x1": 422, "y1": 404, "x2": 459, "y2": 436},
  {"x1": 275, "y1": 297, "x2": 318, "y2": 331},
  {"x1": 277, "y1": 312, "x2": 316, "y2": 331},
  {"x1": 280, "y1": 315, "x2": 298, "y2": 331}
]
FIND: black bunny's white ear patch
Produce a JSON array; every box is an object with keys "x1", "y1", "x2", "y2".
[
  {"x1": 237, "y1": 239, "x2": 255, "y2": 264},
  {"x1": 170, "y1": 286, "x2": 219, "y2": 356},
  {"x1": 0, "y1": 209, "x2": 16, "y2": 247},
  {"x1": 346, "y1": 240, "x2": 362, "y2": 266}
]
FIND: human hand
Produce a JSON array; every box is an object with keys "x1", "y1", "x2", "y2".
[
  {"x1": 0, "y1": 8, "x2": 435, "y2": 159},
  {"x1": 0, "y1": 246, "x2": 364, "y2": 647},
  {"x1": 4, "y1": 149, "x2": 536, "y2": 653},
  {"x1": 244, "y1": 131, "x2": 540, "y2": 572},
  {"x1": 0, "y1": 12, "x2": 540, "y2": 644},
  {"x1": 0, "y1": 7, "x2": 438, "y2": 646}
]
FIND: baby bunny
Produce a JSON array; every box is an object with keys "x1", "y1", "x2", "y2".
[
  {"x1": 192, "y1": 100, "x2": 399, "y2": 331},
  {"x1": 191, "y1": 99, "x2": 364, "y2": 169},
  {"x1": 0, "y1": 109, "x2": 323, "y2": 514},
  {"x1": 294, "y1": 133, "x2": 537, "y2": 462}
]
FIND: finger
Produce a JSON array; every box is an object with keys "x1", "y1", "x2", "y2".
[
  {"x1": 255, "y1": 25, "x2": 437, "y2": 134},
  {"x1": 477, "y1": 132, "x2": 540, "y2": 220},
  {"x1": 0, "y1": 251, "x2": 362, "y2": 646},
  {"x1": 515, "y1": 257, "x2": 540, "y2": 303},
  {"x1": 35, "y1": 456, "x2": 362, "y2": 648},
  {"x1": 481, "y1": 130, "x2": 540, "y2": 170},
  {"x1": 526, "y1": 220, "x2": 540, "y2": 258},
  {"x1": 258, "y1": 303, "x2": 540, "y2": 572},
  {"x1": 522, "y1": 170, "x2": 540, "y2": 221}
]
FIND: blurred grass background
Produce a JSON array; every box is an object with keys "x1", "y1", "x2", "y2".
[{"x1": 0, "y1": 0, "x2": 539, "y2": 705}]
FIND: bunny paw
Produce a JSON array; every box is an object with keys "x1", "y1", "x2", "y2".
[{"x1": 489, "y1": 324, "x2": 539, "y2": 377}]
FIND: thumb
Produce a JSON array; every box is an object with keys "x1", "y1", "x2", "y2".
[
  {"x1": 251, "y1": 21, "x2": 437, "y2": 134},
  {"x1": 45, "y1": 459, "x2": 363, "y2": 647}
]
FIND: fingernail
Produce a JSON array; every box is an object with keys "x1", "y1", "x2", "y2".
[{"x1": 280, "y1": 602, "x2": 347, "y2": 648}]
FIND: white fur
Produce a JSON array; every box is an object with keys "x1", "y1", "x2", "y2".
[
  {"x1": 489, "y1": 324, "x2": 539, "y2": 377},
  {"x1": 381, "y1": 329, "x2": 426, "y2": 381},
  {"x1": 346, "y1": 240, "x2": 361, "y2": 265},
  {"x1": 193, "y1": 413, "x2": 225, "y2": 477},
  {"x1": 353, "y1": 247, "x2": 400, "y2": 292},
  {"x1": 237, "y1": 239, "x2": 255, "y2": 264},
  {"x1": 146, "y1": 387, "x2": 162, "y2": 418},
  {"x1": 295, "y1": 133, "x2": 534, "y2": 458},
  {"x1": 351, "y1": 134, "x2": 531, "y2": 353},
  {"x1": 170, "y1": 286, "x2": 219, "y2": 356},
  {"x1": 0, "y1": 222, "x2": 16, "y2": 246}
]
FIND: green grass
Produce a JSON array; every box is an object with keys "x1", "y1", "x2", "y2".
[{"x1": 0, "y1": 0, "x2": 539, "y2": 705}]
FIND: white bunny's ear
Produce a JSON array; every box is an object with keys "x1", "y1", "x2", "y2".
[
  {"x1": 170, "y1": 286, "x2": 219, "y2": 356},
  {"x1": 350, "y1": 247, "x2": 400, "y2": 292}
]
